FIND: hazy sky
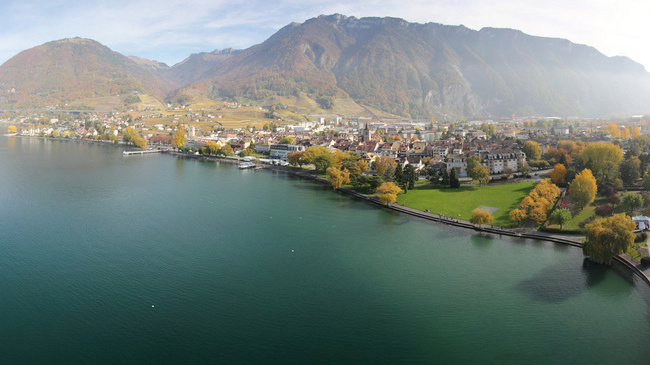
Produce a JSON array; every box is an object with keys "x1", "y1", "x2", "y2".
[{"x1": 1, "y1": 0, "x2": 649, "y2": 70}]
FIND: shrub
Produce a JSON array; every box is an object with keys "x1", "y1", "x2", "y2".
[
  {"x1": 635, "y1": 232, "x2": 648, "y2": 243},
  {"x1": 641, "y1": 257, "x2": 650, "y2": 267},
  {"x1": 607, "y1": 194, "x2": 621, "y2": 205},
  {"x1": 594, "y1": 204, "x2": 614, "y2": 217}
]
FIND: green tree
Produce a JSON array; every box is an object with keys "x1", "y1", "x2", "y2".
[
  {"x1": 394, "y1": 163, "x2": 405, "y2": 188},
  {"x1": 523, "y1": 141, "x2": 542, "y2": 161},
  {"x1": 621, "y1": 192, "x2": 643, "y2": 214},
  {"x1": 219, "y1": 144, "x2": 234, "y2": 156},
  {"x1": 279, "y1": 136, "x2": 296, "y2": 145},
  {"x1": 403, "y1": 164, "x2": 417, "y2": 192},
  {"x1": 580, "y1": 142, "x2": 623, "y2": 185},
  {"x1": 620, "y1": 156, "x2": 641, "y2": 185},
  {"x1": 550, "y1": 208, "x2": 572, "y2": 229},
  {"x1": 449, "y1": 168, "x2": 460, "y2": 188},
  {"x1": 569, "y1": 169, "x2": 598, "y2": 211},
  {"x1": 583, "y1": 213, "x2": 635, "y2": 265}
]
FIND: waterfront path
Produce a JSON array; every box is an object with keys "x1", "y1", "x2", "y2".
[{"x1": 282, "y1": 167, "x2": 650, "y2": 286}]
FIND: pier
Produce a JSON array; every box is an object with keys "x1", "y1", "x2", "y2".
[{"x1": 123, "y1": 149, "x2": 161, "y2": 155}]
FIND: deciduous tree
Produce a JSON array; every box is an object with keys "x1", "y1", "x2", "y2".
[
  {"x1": 326, "y1": 167, "x2": 350, "y2": 190},
  {"x1": 173, "y1": 127, "x2": 186, "y2": 149},
  {"x1": 523, "y1": 141, "x2": 542, "y2": 161},
  {"x1": 548, "y1": 163, "x2": 567, "y2": 185},
  {"x1": 620, "y1": 156, "x2": 641, "y2": 185},
  {"x1": 376, "y1": 182, "x2": 401, "y2": 205},
  {"x1": 583, "y1": 213, "x2": 635, "y2": 265},
  {"x1": 621, "y1": 192, "x2": 643, "y2": 214},
  {"x1": 569, "y1": 169, "x2": 597, "y2": 211},
  {"x1": 470, "y1": 208, "x2": 493, "y2": 227},
  {"x1": 550, "y1": 208, "x2": 572, "y2": 229}
]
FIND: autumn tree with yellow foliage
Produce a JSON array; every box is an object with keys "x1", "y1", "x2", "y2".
[
  {"x1": 583, "y1": 213, "x2": 635, "y2": 265},
  {"x1": 470, "y1": 208, "x2": 493, "y2": 227},
  {"x1": 376, "y1": 182, "x2": 401, "y2": 205},
  {"x1": 548, "y1": 163, "x2": 567, "y2": 185},
  {"x1": 326, "y1": 167, "x2": 350, "y2": 190},
  {"x1": 509, "y1": 179, "x2": 561, "y2": 225},
  {"x1": 569, "y1": 169, "x2": 597, "y2": 211}
]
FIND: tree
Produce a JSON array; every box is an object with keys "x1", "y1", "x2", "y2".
[
  {"x1": 219, "y1": 144, "x2": 234, "y2": 156},
  {"x1": 466, "y1": 155, "x2": 481, "y2": 176},
  {"x1": 303, "y1": 146, "x2": 333, "y2": 171},
  {"x1": 202, "y1": 141, "x2": 220, "y2": 155},
  {"x1": 529, "y1": 203, "x2": 549, "y2": 224},
  {"x1": 394, "y1": 163, "x2": 405, "y2": 188},
  {"x1": 473, "y1": 165, "x2": 490, "y2": 185},
  {"x1": 509, "y1": 208, "x2": 528, "y2": 224},
  {"x1": 620, "y1": 156, "x2": 641, "y2": 185},
  {"x1": 470, "y1": 208, "x2": 493, "y2": 227},
  {"x1": 548, "y1": 163, "x2": 567, "y2": 185},
  {"x1": 580, "y1": 142, "x2": 623, "y2": 184},
  {"x1": 449, "y1": 168, "x2": 460, "y2": 188},
  {"x1": 7, "y1": 125, "x2": 17, "y2": 133},
  {"x1": 279, "y1": 136, "x2": 296, "y2": 145},
  {"x1": 550, "y1": 208, "x2": 572, "y2": 229},
  {"x1": 326, "y1": 167, "x2": 350, "y2": 190},
  {"x1": 523, "y1": 141, "x2": 542, "y2": 161},
  {"x1": 518, "y1": 161, "x2": 532, "y2": 177},
  {"x1": 122, "y1": 126, "x2": 136, "y2": 143},
  {"x1": 173, "y1": 127, "x2": 186, "y2": 149},
  {"x1": 569, "y1": 169, "x2": 597, "y2": 211},
  {"x1": 131, "y1": 134, "x2": 147, "y2": 149},
  {"x1": 288, "y1": 152, "x2": 304, "y2": 167},
  {"x1": 376, "y1": 182, "x2": 401, "y2": 205},
  {"x1": 372, "y1": 156, "x2": 397, "y2": 181},
  {"x1": 403, "y1": 164, "x2": 417, "y2": 192},
  {"x1": 583, "y1": 213, "x2": 635, "y2": 265},
  {"x1": 621, "y1": 192, "x2": 643, "y2": 214}
]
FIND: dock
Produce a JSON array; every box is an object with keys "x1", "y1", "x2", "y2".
[{"x1": 123, "y1": 149, "x2": 161, "y2": 155}]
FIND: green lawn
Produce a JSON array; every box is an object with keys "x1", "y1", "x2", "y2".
[{"x1": 395, "y1": 181, "x2": 536, "y2": 226}]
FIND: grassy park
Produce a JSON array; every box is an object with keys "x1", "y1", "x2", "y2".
[{"x1": 395, "y1": 181, "x2": 536, "y2": 226}]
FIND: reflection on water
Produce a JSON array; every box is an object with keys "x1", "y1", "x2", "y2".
[
  {"x1": 471, "y1": 233, "x2": 493, "y2": 249},
  {"x1": 515, "y1": 261, "x2": 587, "y2": 303}
]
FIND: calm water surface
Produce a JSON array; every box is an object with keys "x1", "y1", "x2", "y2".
[{"x1": 1, "y1": 136, "x2": 650, "y2": 364}]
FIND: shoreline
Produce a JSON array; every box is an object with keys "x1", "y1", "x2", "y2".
[{"x1": 10, "y1": 135, "x2": 650, "y2": 288}]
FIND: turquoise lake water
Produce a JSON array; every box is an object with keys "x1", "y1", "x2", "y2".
[{"x1": 1, "y1": 135, "x2": 650, "y2": 364}]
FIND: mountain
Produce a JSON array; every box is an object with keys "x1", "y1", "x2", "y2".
[
  {"x1": 0, "y1": 38, "x2": 176, "y2": 109},
  {"x1": 1, "y1": 17, "x2": 649, "y2": 117},
  {"x1": 162, "y1": 48, "x2": 241, "y2": 86},
  {"x1": 186, "y1": 14, "x2": 650, "y2": 118}
]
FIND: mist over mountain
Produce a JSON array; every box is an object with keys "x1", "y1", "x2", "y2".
[
  {"x1": 1, "y1": 15, "x2": 649, "y2": 118},
  {"x1": 189, "y1": 14, "x2": 650, "y2": 118}
]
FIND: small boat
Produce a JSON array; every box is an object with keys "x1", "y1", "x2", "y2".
[{"x1": 238, "y1": 161, "x2": 256, "y2": 169}]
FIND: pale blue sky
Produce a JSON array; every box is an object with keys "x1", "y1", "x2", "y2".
[{"x1": 1, "y1": 0, "x2": 649, "y2": 70}]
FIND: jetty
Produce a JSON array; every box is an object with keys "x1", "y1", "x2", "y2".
[{"x1": 123, "y1": 149, "x2": 161, "y2": 155}]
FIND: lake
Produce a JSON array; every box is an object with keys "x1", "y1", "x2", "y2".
[{"x1": 1, "y1": 136, "x2": 650, "y2": 364}]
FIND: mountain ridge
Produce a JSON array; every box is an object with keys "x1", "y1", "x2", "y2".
[{"x1": 1, "y1": 15, "x2": 649, "y2": 118}]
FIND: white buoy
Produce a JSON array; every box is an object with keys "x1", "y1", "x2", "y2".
[
  {"x1": 292, "y1": 250, "x2": 294, "y2": 252},
  {"x1": 152, "y1": 305, "x2": 154, "y2": 308}
]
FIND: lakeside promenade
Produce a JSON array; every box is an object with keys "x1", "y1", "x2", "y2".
[{"x1": 278, "y1": 165, "x2": 650, "y2": 288}]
